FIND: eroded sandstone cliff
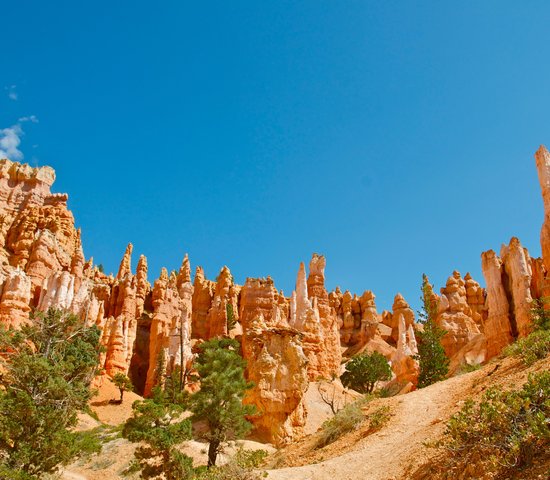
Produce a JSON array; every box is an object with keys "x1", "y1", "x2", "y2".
[{"x1": 1, "y1": 146, "x2": 549, "y2": 446}]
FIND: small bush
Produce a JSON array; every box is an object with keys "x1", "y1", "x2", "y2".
[
  {"x1": 455, "y1": 362, "x2": 482, "y2": 375},
  {"x1": 316, "y1": 399, "x2": 366, "y2": 448},
  {"x1": 530, "y1": 297, "x2": 550, "y2": 331},
  {"x1": 368, "y1": 406, "x2": 391, "y2": 431},
  {"x1": 341, "y1": 352, "x2": 392, "y2": 394},
  {"x1": 377, "y1": 382, "x2": 406, "y2": 398},
  {"x1": 194, "y1": 447, "x2": 268, "y2": 480},
  {"x1": 442, "y1": 371, "x2": 550, "y2": 476},
  {"x1": 503, "y1": 329, "x2": 550, "y2": 365}
]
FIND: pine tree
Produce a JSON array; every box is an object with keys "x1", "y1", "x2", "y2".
[
  {"x1": 414, "y1": 274, "x2": 450, "y2": 388},
  {"x1": 0, "y1": 308, "x2": 102, "y2": 478},
  {"x1": 190, "y1": 338, "x2": 255, "y2": 467},
  {"x1": 123, "y1": 398, "x2": 193, "y2": 479}
]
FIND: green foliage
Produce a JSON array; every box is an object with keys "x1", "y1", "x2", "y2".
[
  {"x1": 502, "y1": 295, "x2": 550, "y2": 366},
  {"x1": 226, "y1": 302, "x2": 236, "y2": 331},
  {"x1": 191, "y1": 338, "x2": 255, "y2": 467},
  {"x1": 455, "y1": 362, "x2": 482, "y2": 375},
  {"x1": 162, "y1": 365, "x2": 196, "y2": 407},
  {"x1": 153, "y1": 349, "x2": 167, "y2": 390},
  {"x1": 340, "y1": 351, "x2": 392, "y2": 394},
  {"x1": 194, "y1": 447, "x2": 268, "y2": 480},
  {"x1": 503, "y1": 329, "x2": 550, "y2": 366},
  {"x1": 443, "y1": 371, "x2": 550, "y2": 475},
  {"x1": 377, "y1": 381, "x2": 406, "y2": 398},
  {"x1": 368, "y1": 406, "x2": 391, "y2": 430},
  {"x1": 122, "y1": 397, "x2": 194, "y2": 479},
  {"x1": 97, "y1": 263, "x2": 104, "y2": 273},
  {"x1": 0, "y1": 308, "x2": 102, "y2": 478},
  {"x1": 530, "y1": 296, "x2": 550, "y2": 331},
  {"x1": 315, "y1": 399, "x2": 366, "y2": 448},
  {"x1": 231, "y1": 448, "x2": 268, "y2": 469},
  {"x1": 111, "y1": 373, "x2": 134, "y2": 402},
  {"x1": 414, "y1": 274, "x2": 449, "y2": 388}
]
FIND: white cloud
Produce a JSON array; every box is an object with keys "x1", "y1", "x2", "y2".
[
  {"x1": 5, "y1": 85, "x2": 17, "y2": 101},
  {"x1": 0, "y1": 124, "x2": 24, "y2": 161},
  {"x1": 0, "y1": 113, "x2": 39, "y2": 161},
  {"x1": 18, "y1": 115, "x2": 39, "y2": 123}
]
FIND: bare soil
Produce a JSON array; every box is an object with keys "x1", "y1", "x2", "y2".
[{"x1": 266, "y1": 354, "x2": 550, "y2": 480}]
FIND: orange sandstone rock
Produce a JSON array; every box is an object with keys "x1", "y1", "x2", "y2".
[
  {"x1": 500, "y1": 238, "x2": 534, "y2": 338},
  {"x1": 242, "y1": 317, "x2": 309, "y2": 446},
  {"x1": 481, "y1": 250, "x2": 513, "y2": 357},
  {"x1": 0, "y1": 268, "x2": 31, "y2": 328},
  {"x1": 307, "y1": 255, "x2": 341, "y2": 378},
  {"x1": 433, "y1": 271, "x2": 484, "y2": 363},
  {"x1": 191, "y1": 267, "x2": 215, "y2": 339},
  {"x1": 535, "y1": 145, "x2": 550, "y2": 268}
]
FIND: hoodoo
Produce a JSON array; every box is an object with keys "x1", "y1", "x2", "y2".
[{"x1": 1, "y1": 146, "x2": 549, "y2": 445}]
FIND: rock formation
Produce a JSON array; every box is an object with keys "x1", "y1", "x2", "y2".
[
  {"x1": 481, "y1": 250, "x2": 513, "y2": 357},
  {"x1": 432, "y1": 271, "x2": 484, "y2": 361},
  {"x1": 390, "y1": 314, "x2": 419, "y2": 388},
  {"x1": 237, "y1": 274, "x2": 309, "y2": 444},
  {"x1": 2, "y1": 146, "x2": 550, "y2": 444},
  {"x1": 500, "y1": 237, "x2": 533, "y2": 337},
  {"x1": 242, "y1": 314, "x2": 308, "y2": 446},
  {"x1": 536, "y1": 145, "x2": 550, "y2": 268},
  {"x1": 306, "y1": 255, "x2": 342, "y2": 378},
  {"x1": 204, "y1": 266, "x2": 238, "y2": 338},
  {"x1": 143, "y1": 262, "x2": 194, "y2": 396},
  {"x1": 0, "y1": 268, "x2": 31, "y2": 328},
  {"x1": 289, "y1": 257, "x2": 341, "y2": 380},
  {"x1": 191, "y1": 267, "x2": 214, "y2": 339}
]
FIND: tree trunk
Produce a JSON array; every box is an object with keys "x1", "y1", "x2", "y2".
[
  {"x1": 207, "y1": 439, "x2": 220, "y2": 467},
  {"x1": 120, "y1": 388, "x2": 124, "y2": 402}
]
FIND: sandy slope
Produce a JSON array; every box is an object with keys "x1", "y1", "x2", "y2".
[
  {"x1": 267, "y1": 355, "x2": 550, "y2": 480},
  {"x1": 62, "y1": 355, "x2": 548, "y2": 480}
]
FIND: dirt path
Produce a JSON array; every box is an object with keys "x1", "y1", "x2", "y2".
[
  {"x1": 268, "y1": 356, "x2": 550, "y2": 480},
  {"x1": 266, "y1": 362, "x2": 511, "y2": 480}
]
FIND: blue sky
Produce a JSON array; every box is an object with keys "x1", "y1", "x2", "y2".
[{"x1": 2, "y1": 2, "x2": 550, "y2": 312}]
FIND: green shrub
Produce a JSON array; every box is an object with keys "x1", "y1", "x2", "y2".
[
  {"x1": 341, "y1": 351, "x2": 392, "y2": 394},
  {"x1": 503, "y1": 329, "x2": 550, "y2": 365},
  {"x1": 443, "y1": 371, "x2": 550, "y2": 475},
  {"x1": 455, "y1": 362, "x2": 482, "y2": 375},
  {"x1": 315, "y1": 399, "x2": 366, "y2": 448},
  {"x1": 530, "y1": 297, "x2": 550, "y2": 331},
  {"x1": 368, "y1": 406, "x2": 391, "y2": 430},
  {"x1": 226, "y1": 303, "x2": 236, "y2": 331},
  {"x1": 194, "y1": 447, "x2": 268, "y2": 480},
  {"x1": 377, "y1": 381, "x2": 406, "y2": 398}
]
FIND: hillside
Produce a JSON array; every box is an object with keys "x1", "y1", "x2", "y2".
[
  {"x1": 266, "y1": 353, "x2": 549, "y2": 480},
  {"x1": 60, "y1": 350, "x2": 548, "y2": 480}
]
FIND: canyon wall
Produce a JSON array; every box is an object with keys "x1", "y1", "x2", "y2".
[{"x1": 1, "y1": 146, "x2": 549, "y2": 445}]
